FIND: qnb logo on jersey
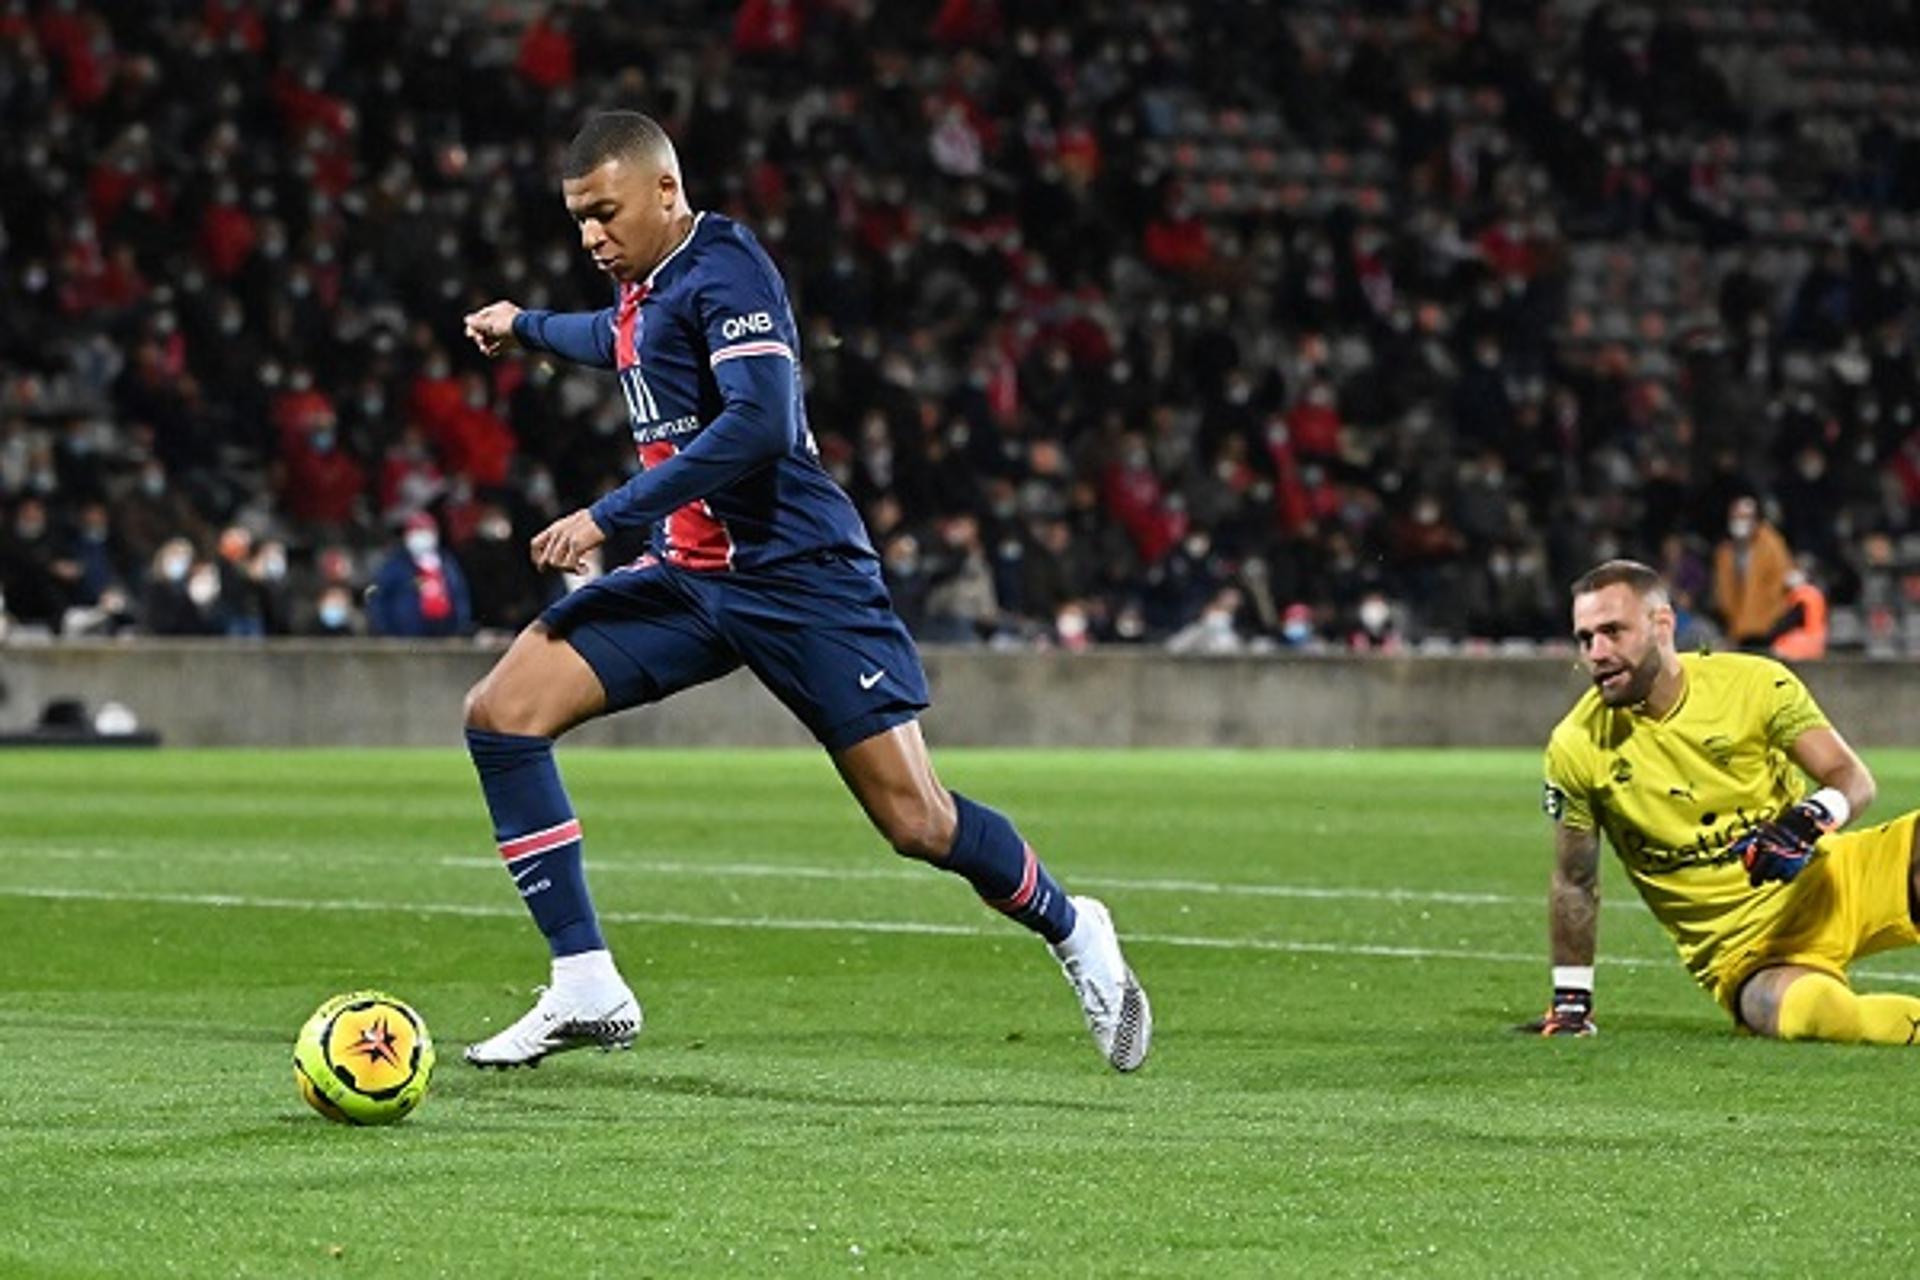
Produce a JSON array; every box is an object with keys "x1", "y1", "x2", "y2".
[{"x1": 720, "y1": 311, "x2": 775, "y2": 341}]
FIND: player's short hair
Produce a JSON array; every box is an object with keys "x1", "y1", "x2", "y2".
[
  {"x1": 563, "y1": 111, "x2": 674, "y2": 179},
  {"x1": 1570, "y1": 559, "x2": 1670, "y2": 607}
]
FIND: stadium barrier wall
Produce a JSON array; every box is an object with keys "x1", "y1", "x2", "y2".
[{"x1": 4, "y1": 641, "x2": 1918, "y2": 749}]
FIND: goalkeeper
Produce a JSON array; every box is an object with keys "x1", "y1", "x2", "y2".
[{"x1": 1529, "y1": 558, "x2": 1920, "y2": 1044}]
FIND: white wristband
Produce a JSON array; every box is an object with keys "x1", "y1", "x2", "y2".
[
  {"x1": 1806, "y1": 787, "x2": 1850, "y2": 830},
  {"x1": 1552, "y1": 964, "x2": 1594, "y2": 993}
]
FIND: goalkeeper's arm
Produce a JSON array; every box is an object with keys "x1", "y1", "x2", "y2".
[
  {"x1": 1738, "y1": 726, "x2": 1877, "y2": 886},
  {"x1": 1519, "y1": 823, "x2": 1601, "y2": 1036}
]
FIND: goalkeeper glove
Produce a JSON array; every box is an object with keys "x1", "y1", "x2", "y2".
[
  {"x1": 1518, "y1": 986, "x2": 1595, "y2": 1037},
  {"x1": 1732, "y1": 796, "x2": 1839, "y2": 887}
]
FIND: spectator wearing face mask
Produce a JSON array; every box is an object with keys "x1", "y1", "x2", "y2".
[
  {"x1": 0, "y1": 497, "x2": 82, "y2": 630},
  {"x1": 368, "y1": 512, "x2": 471, "y2": 638},
  {"x1": 1712, "y1": 494, "x2": 1793, "y2": 649},
  {"x1": 251, "y1": 538, "x2": 295, "y2": 635},
  {"x1": 308, "y1": 584, "x2": 365, "y2": 638},
  {"x1": 142, "y1": 537, "x2": 223, "y2": 635},
  {"x1": 454, "y1": 503, "x2": 554, "y2": 633}
]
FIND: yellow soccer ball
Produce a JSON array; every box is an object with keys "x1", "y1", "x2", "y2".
[{"x1": 293, "y1": 991, "x2": 434, "y2": 1125}]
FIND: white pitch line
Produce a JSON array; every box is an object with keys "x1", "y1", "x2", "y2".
[
  {"x1": 435, "y1": 854, "x2": 1570, "y2": 909},
  {"x1": 18, "y1": 844, "x2": 1594, "y2": 910},
  {"x1": 9, "y1": 881, "x2": 1920, "y2": 985}
]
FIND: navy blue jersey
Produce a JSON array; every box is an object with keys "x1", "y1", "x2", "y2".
[{"x1": 513, "y1": 213, "x2": 874, "y2": 572}]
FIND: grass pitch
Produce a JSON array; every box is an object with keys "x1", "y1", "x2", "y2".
[{"x1": 3, "y1": 747, "x2": 1919, "y2": 1278}]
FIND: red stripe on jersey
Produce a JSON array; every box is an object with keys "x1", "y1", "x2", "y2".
[
  {"x1": 710, "y1": 339, "x2": 794, "y2": 366},
  {"x1": 498, "y1": 818, "x2": 582, "y2": 862},
  {"x1": 613, "y1": 281, "x2": 647, "y2": 366},
  {"x1": 637, "y1": 440, "x2": 737, "y2": 572}
]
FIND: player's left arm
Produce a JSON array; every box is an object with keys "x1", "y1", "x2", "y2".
[
  {"x1": 1785, "y1": 726, "x2": 1876, "y2": 828},
  {"x1": 1735, "y1": 665, "x2": 1876, "y2": 885},
  {"x1": 529, "y1": 359, "x2": 793, "y2": 569}
]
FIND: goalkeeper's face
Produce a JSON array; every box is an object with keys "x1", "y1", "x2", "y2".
[{"x1": 1572, "y1": 584, "x2": 1673, "y2": 707}]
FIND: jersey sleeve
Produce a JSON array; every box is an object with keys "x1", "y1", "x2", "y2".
[
  {"x1": 1761, "y1": 661, "x2": 1831, "y2": 749},
  {"x1": 694, "y1": 231, "x2": 798, "y2": 374},
  {"x1": 512, "y1": 306, "x2": 616, "y2": 367},
  {"x1": 1543, "y1": 729, "x2": 1596, "y2": 832}
]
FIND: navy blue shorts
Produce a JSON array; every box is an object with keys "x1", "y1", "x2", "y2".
[{"x1": 540, "y1": 552, "x2": 931, "y2": 752}]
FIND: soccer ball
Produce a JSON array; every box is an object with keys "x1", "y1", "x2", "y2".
[{"x1": 293, "y1": 990, "x2": 435, "y2": 1126}]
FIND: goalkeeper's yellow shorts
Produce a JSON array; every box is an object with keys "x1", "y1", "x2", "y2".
[{"x1": 1709, "y1": 810, "x2": 1920, "y2": 1013}]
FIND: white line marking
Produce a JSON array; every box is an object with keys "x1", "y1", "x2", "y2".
[
  {"x1": 17, "y1": 845, "x2": 1576, "y2": 908},
  {"x1": 8, "y1": 882, "x2": 1920, "y2": 984}
]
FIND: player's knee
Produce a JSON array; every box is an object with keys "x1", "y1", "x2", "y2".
[
  {"x1": 464, "y1": 676, "x2": 540, "y2": 736},
  {"x1": 462, "y1": 679, "x2": 502, "y2": 732},
  {"x1": 881, "y1": 794, "x2": 958, "y2": 863}
]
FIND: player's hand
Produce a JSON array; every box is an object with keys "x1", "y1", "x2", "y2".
[
  {"x1": 1732, "y1": 798, "x2": 1833, "y2": 887},
  {"x1": 464, "y1": 301, "x2": 523, "y2": 357},
  {"x1": 1515, "y1": 987, "x2": 1596, "y2": 1037},
  {"x1": 529, "y1": 509, "x2": 606, "y2": 574}
]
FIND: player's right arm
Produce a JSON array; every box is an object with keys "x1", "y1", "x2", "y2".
[
  {"x1": 464, "y1": 300, "x2": 616, "y2": 367},
  {"x1": 1525, "y1": 736, "x2": 1600, "y2": 1036},
  {"x1": 1515, "y1": 824, "x2": 1602, "y2": 1037}
]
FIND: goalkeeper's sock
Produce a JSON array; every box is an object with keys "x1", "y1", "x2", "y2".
[
  {"x1": 1776, "y1": 972, "x2": 1864, "y2": 1042},
  {"x1": 1855, "y1": 993, "x2": 1920, "y2": 1046},
  {"x1": 1773, "y1": 972, "x2": 1920, "y2": 1044},
  {"x1": 941, "y1": 792, "x2": 1077, "y2": 944},
  {"x1": 466, "y1": 728, "x2": 606, "y2": 958}
]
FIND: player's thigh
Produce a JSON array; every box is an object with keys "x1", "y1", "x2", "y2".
[
  {"x1": 535, "y1": 564, "x2": 742, "y2": 719},
  {"x1": 831, "y1": 720, "x2": 956, "y2": 860},
  {"x1": 1719, "y1": 813, "x2": 1920, "y2": 1020},
  {"x1": 1825, "y1": 811, "x2": 1920, "y2": 959},
  {"x1": 464, "y1": 622, "x2": 607, "y2": 737},
  {"x1": 721, "y1": 555, "x2": 931, "y2": 752}
]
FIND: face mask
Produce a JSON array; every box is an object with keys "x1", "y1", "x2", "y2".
[
  {"x1": 142, "y1": 472, "x2": 165, "y2": 496},
  {"x1": 405, "y1": 530, "x2": 437, "y2": 558},
  {"x1": 310, "y1": 431, "x2": 335, "y2": 454},
  {"x1": 1360, "y1": 600, "x2": 1391, "y2": 632},
  {"x1": 319, "y1": 601, "x2": 349, "y2": 629},
  {"x1": 161, "y1": 553, "x2": 191, "y2": 581},
  {"x1": 1283, "y1": 619, "x2": 1313, "y2": 644},
  {"x1": 187, "y1": 565, "x2": 220, "y2": 606},
  {"x1": 1729, "y1": 516, "x2": 1755, "y2": 539},
  {"x1": 259, "y1": 552, "x2": 287, "y2": 580}
]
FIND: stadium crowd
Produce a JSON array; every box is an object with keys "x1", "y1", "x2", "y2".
[{"x1": 4, "y1": 0, "x2": 1920, "y2": 654}]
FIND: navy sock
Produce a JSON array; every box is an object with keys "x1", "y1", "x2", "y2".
[
  {"x1": 943, "y1": 792, "x2": 1077, "y2": 944},
  {"x1": 466, "y1": 728, "x2": 606, "y2": 957}
]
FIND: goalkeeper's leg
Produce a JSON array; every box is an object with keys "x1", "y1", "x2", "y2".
[{"x1": 1745, "y1": 966, "x2": 1920, "y2": 1045}]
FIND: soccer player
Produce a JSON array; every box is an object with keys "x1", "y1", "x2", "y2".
[
  {"x1": 456, "y1": 112, "x2": 1150, "y2": 1071},
  {"x1": 1531, "y1": 558, "x2": 1920, "y2": 1043}
]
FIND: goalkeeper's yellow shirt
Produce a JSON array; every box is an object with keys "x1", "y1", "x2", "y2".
[{"x1": 1542, "y1": 651, "x2": 1830, "y2": 987}]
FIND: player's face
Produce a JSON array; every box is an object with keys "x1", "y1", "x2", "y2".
[
  {"x1": 563, "y1": 158, "x2": 678, "y2": 284},
  {"x1": 1571, "y1": 584, "x2": 1672, "y2": 706}
]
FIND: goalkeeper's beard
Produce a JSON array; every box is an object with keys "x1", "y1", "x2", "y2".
[{"x1": 1597, "y1": 645, "x2": 1663, "y2": 707}]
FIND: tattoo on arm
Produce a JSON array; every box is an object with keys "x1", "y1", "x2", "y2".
[{"x1": 1549, "y1": 825, "x2": 1600, "y2": 967}]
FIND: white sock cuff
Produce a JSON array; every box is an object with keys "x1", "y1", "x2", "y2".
[
  {"x1": 553, "y1": 949, "x2": 619, "y2": 985},
  {"x1": 1552, "y1": 964, "x2": 1595, "y2": 992}
]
